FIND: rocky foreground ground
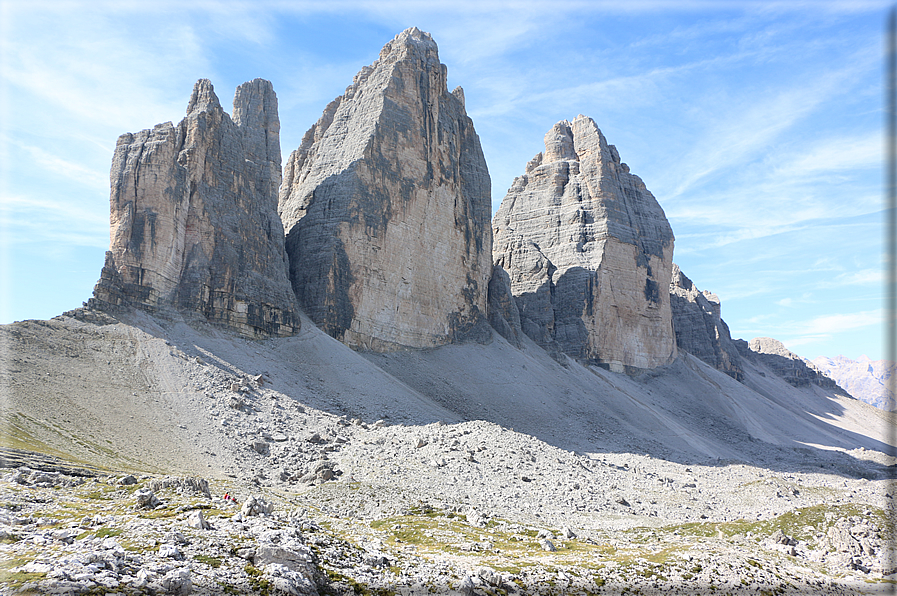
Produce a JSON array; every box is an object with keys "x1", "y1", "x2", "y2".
[
  {"x1": 2, "y1": 310, "x2": 896, "y2": 595},
  {"x1": 1, "y1": 417, "x2": 895, "y2": 595}
]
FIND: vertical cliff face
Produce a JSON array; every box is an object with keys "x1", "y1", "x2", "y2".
[
  {"x1": 90, "y1": 79, "x2": 300, "y2": 338},
  {"x1": 492, "y1": 116, "x2": 676, "y2": 371},
  {"x1": 278, "y1": 27, "x2": 492, "y2": 350},
  {"x1": 669, "y1": 265, "x2": 743, "y2": 381}
]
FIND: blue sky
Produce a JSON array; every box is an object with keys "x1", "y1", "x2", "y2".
[{"x1": 0, "y1": 1, "x2": 888, "y2": 361}]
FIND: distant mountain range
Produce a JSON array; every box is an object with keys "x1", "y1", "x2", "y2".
[{"x1": 812, "y1": 355, "x2": 896, "y2": 411}]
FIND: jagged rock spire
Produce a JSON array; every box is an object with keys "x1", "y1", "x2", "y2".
[
  {"x1": 492, "y1": 115, "x2": 677, "y2": 371},
  {"x1": 279, "y1": 28, "x2": 492, "y2": 350},
  {"x1": 90, "y1": 78, "x2": 300, "y2": 337}
]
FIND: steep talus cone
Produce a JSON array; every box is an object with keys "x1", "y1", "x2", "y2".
[
  {"x1": 492, "y1": 116, "x2": 676, "y2": 371},
  {"x1": 669, "y1": 264, "x2": 743, "y2": 381},
  {"x1": 90, "y1": 79, "x2": 300, "y2": 338},
  {"x1": 278, "y1": 27, "x2": 492, "y2": 350}
]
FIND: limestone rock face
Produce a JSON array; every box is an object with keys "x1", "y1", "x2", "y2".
[
  {"x1": 492, "y1": 116, "x2": 676, "y2": 371},
  {"x1": 669, "y1": 264, "x2": 743, "y2": 381},
  {"x1": 278, "y1": 27, "x2": 492, "y2": 350},
  {"x1": 741, "y1": 337, "x2": 843, "y2": 391},
  {"x1": 487, "y1": 265, "x2": 524, "y2": 349},
  {"x1": 90, "y1": 79, "x2": 300, "y2": 338}
]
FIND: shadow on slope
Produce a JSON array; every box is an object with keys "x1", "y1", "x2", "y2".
[
  {"x1": 3, "y1": 307, "x2": 893, "y2": 482},
  {"x1": 109, "y1": 307, "x2": 897, "y2": 480},
  {"x1": 360, "y1": 330, "x2": 895, "y2": 479}
]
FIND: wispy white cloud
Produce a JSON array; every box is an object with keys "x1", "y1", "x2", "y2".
[
  {"x1": 737, "y1": 308, "x2": 883, "y2": 355},
  {"x1": 10, "y1": 141, "x2": 108, "y2": 190},
  {"x1": 803, "y1": 309, "x2": 883, "y2": 334},
  {"x1": 667, "y1": 62, "x2": 871, "y2": 200},
  {"x1": 772, "y1": 132, "x2": 881, "y2": 178},
  {"x1": 0, "y1": 195, "x2": 108, "y2": 247},
  {"x1": 0, "y1": 8, "x2": 208, "y2": 133},
  {"x1": 833, "y1": 268, "x2": 883, "y2": 286}
]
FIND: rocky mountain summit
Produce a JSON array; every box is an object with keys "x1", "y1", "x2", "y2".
[
  {"x1": 2, "y1": 26, "x2": 895, "y2": 596},
  {"x1": 813, "y1": 355, "x2": 896, "y2": 411},
  {"x1": 278, "y1": 27, "x2": 492, "y2": 351},
  {"x1": 90, "y1": 79, "x2": 301, "y2": 338},
  {"x1": 492, "y1": 116, "x2": 677, "y2": 372}
]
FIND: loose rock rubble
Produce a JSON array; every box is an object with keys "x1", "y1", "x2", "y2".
[
  {"x1": 1, "y1": 427, "x2": 894, "y2": 595},
  {"x1": 2, "y1": 290, "x2": 895, "y2": 595}
]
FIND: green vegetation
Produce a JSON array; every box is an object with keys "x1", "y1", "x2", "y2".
[
  {"x1": 0, "y1": 556, "x2": 46, "y2": 592},
  {"x1": 663, "y1": 502, "x2": 886, "y2": 544},
  {"x1": 194, "y1": 554, "x2": 223, "y2": 568},
  {"x1": 321, "y1": 568, "x2": 397, "y2": 596},
  {"x1": 0, "y1": 413, "x2": 149, "y2": 473},
  {"x1": 95, "y1": 527, "x2": 123, "y2": 539},
  {"x1": 244, "y1": 564, "x2": 271, "y2": 596}
]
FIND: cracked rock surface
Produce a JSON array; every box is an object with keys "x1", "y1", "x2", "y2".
[
  {"x1": 492, "y1": 115, "x2": 676, "y2": 371},
  {"x1": 278, "y1": 27, "x2": 492, "y2": 351},
  {"x1": 90, "y1": 78, "x2": 300, "y2": 339}
]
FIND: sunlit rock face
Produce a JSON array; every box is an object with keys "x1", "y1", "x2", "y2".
[
  {"x1": 492, "y1": 115, "x2": 677, "y2": 372},
  {"x1": 91, "y1": 79, "x2": 301, "y2": 338},
  {"x1": 278, "y1": 27, "x2": 492, "y2": 350},
  {"x1": 669, "y1": 264, "x2": 743, "y2": 381}
]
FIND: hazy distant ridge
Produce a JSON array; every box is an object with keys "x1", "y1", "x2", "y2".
[{"x1": 812, "y1": 355, "x2": 896, "y2": 411}]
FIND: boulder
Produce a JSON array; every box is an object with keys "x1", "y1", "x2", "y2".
[
  {"x1": 159, "y1": 544, "x2": 183, "y2": 560},
  {"x1": 492, "y1": 116, "x2": 677, "y2": 371},
  {"x1": 278, "y1": 27, "x2": 492, "y2": 351},
  {"x1": 160, "y1": 568, "x2": 192, "y2": 595},
  {"x1": 188, "y1": 509, "x2": 211, "y2": 530},
  {"x1": 148, "y1": 476, "x2": 211, "y2": 497},
  {"x1": 134, "y1": 487, "x2": 160, "y2": 509},
  {"x1": 669, "y1": 264, "x2": 743, "y2": 381},
  {"x1": 90, "y1": 78, "x2": 300, "y2": 338},
  {"x1": 241, "y1": 495, "x2": 274, "y2": 517}
]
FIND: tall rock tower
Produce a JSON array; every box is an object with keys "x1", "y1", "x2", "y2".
[
  {"x1": 669, "y1": 264, "x2": 743, "y2": 380},
  {"x1": 279, "y1": 27, "x2": 492, "y2": 350},
  {"x1": 492, "y1": 116, "x2": 676, "y2": 371},
  {"x1": 90, "y1": 79, "x2": 301, "y2": 337}
]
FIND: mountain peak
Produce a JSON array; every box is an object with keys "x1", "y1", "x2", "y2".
[
  {"x1": 278, "y1": 28, "x2": 491, "y2": 350},
  {"x1": 186, "y1": 78, "x2": 220, "y2": 114}
]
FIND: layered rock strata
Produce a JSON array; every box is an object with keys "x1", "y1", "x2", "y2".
[
  {"x1": 492, "y1": 116, "x2": 677, "y2": 371},
  {"x1": 278, "y1": 27, "x2": 492, "y2": 351},
  {"x1": 741, "y1": 337, "x2": 843, "y2": 391},
  {"x1": 669, "y1": 265, "x2": 743, "y2": 381},
  {"x1": 90, "y1": 79, "x2": 300, "y2": 338}
]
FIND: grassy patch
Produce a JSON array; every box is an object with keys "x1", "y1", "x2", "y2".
[
  {"x1": 194, "y1": 554, "x2": 223, "y2": 568},
  {"x1": 321, "y1": 568, "x2": 396, "y2": 595},
  {"x1": 95, "y1": 527, "x2": 123, "y2": 539},
  {"x1": 0, "y1": 557, "x2": 46, "y2": 591},
  {"x1": 663, "y1": 503, "x2": 886, "y2": 543}
]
